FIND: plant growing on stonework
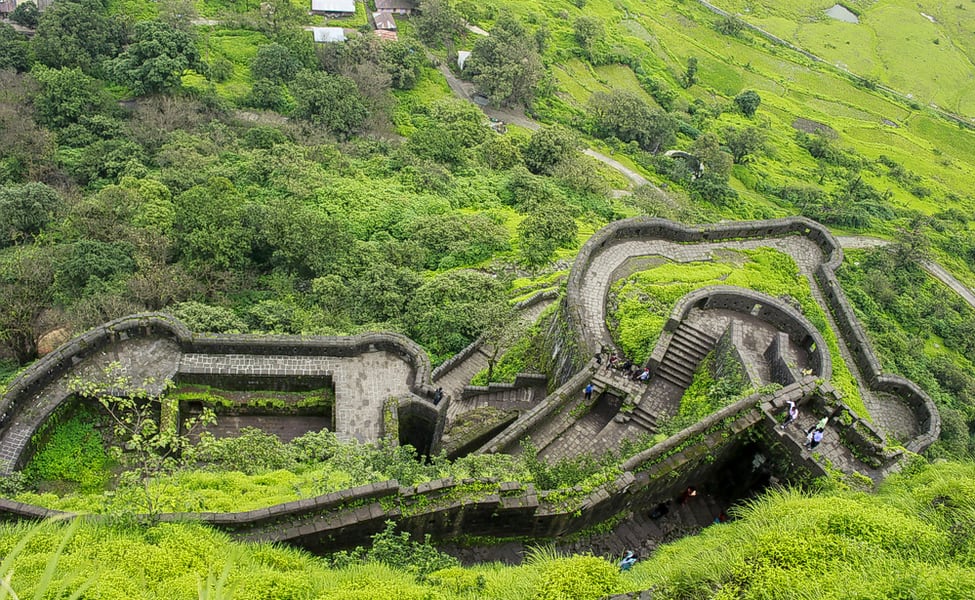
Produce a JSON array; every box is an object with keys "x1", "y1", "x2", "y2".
[{"x1": 67, "y1": 362, "x2": 215, "y2": 517}]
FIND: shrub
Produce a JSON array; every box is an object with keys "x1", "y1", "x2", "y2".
[{"x1": 532, "y1": 554, "x2": 619, "y2": 600}]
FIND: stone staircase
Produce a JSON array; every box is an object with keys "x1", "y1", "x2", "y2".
[
  {"x1": 654, "y1": 323, "x2": 717, "y2": 388},
  {"x1": 628, "y1": 402, "x2": 658, "y2": 431}
]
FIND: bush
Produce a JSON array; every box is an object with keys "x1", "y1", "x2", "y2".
[{"x1": 533, "y1": 554, "x2": 619, "y2": 600}]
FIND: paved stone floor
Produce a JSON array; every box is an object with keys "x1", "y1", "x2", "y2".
[{"x1": 0, "y1": 337, "x2": 181, "y2": 472}]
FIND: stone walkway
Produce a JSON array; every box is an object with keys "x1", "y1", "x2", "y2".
[
  {"x1": 0, "y1": 337, "x2": 181, "y2": 472},
  {"x1": 563, "y1": 231, "x2": 922, "y2": 477},
  {"x1": 179, "y1": 351, "x2": 414, "y2": 443}
]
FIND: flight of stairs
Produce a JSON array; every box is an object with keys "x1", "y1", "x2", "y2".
[
  {"x1": 628, "y1": 404, "x2": 658, "y2": 431},
  {"x1": 654, "y1": 323, "x2": 718, "y2": 388}
]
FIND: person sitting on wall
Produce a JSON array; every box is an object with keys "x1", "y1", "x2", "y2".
[{"x1": 432, "y1": 387, "x2": 444, "y2": 405}]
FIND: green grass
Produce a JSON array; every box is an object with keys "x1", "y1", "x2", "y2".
[
  {"x1": 23, "y1": 407, "x2": 115, "y2": 493},
  {"x1": 2, "y1": 460, "x2": 975, "y2": 599},
  {"x1": 708, "y1": 0, "x2": 975, "y2": 117},
  {"x1": 607, "y1": 248, "x2": 866, "y2": 418}
]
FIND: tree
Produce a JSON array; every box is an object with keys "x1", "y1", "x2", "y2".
[
  {"x1": 406, "y1": 98, "x2": 488, "y2": 165},
  {"x1": 158, "y1": 0, "x2": 198, "y2": 32},
  {"x1": 587, "y1": 90, "x2": 677, "y2": 153},
  {"x1": 169, "y1": 301, "x2": 246, "y2": 333},
  {"x1": 31, "y1": 66, "x2": 112, "y2": 130},
  {"x1": 681, "y1": 56, "x2": 698, "y2": 88},
  {"x1": 402, "y1": 213, "x2": 510, "y2": 269},
  {"x1": 290, "y1": 70, "x2": 368, "y2": 139},
  {"x1": 33, "y1": 0, "x2": 126, "y2": 75},
  {"x1": 522, "y1": 125, "x2": 579, "y2": 175},
  {"x1": 690, "y1": 132, "x2": 733, "y2": 180},
  {"x1": 734, "y1": 89, "x2": 761, "y2": 117},
  {"x1": 259, "y1": 0, "x2": 304, "y2": 36},
  {"x1": 723, "y1": 125, "x2": 766, "y2": 164},
  {"x1": 518, "y1": 203, "x2": 578, "y2": 269},
  {"x1": 405, "y1": 269, "x2": 508, "y2": 362},
  {"x1": 55, "y1": 239, "x2": 137, "y2": 299},
  {"x1": 107, "y1": 21, "x2": 200, "y2": 95},
  {"x1": 68, "y1": 362, "x2": 215, "y2": 516},
  {"x1": 173, "y1": 178, "x2": 254, "y2": 270},
  {"x1": 480, "y1": 304, "x2": 529, "y2": 383},
  {"x1": 715, "y1": 15, "x2": 744, "y2": 36},
  {"x1": 10, "y1": 1, "x2": 39, "y2": 28},
  {"x1": 890, "y1": 215, "x2": 931, "y2": 268},
  {"x1": 251, "y1": 43, "x2": 302, "y2": 84},
  {"x1": 0, "y1": 183, "x2": 64, "y2": 247},
  {"x1": 0, "y1": 24, "x2": 30, "y2": 72},
  {"x1": 465, "y1": 15, "x2": 545, "y2": 107},
  {"x1": 573, "y1": 16, "x2": 603, "y2": 52},
  {"x1": 0, "y1": 244, "x2": 55, "y2": 364},
  {"x1": 381, "y1": 40, "x2": 425, "y2": 90},
  {"x1": 415, "y1": 0, "x2": 464, "y2": 47}
]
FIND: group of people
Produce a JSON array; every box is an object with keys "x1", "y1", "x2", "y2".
[
  {"x1": 599, "y1": 351, "x2": 651, "y2": 383},
  {"x1": 781, "y1": 399, "x2": 829, "y2": 450},
  {"x1": 804, "y1": 416, "x2": 829, "y2": 450}
]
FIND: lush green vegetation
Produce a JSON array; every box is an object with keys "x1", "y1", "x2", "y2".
[
  {"x1": 3, "y1": 460, "x2": 975, "y2": 599},
  {"x1": 839, "y1": 248, "x2": 975, "y2": 458},
  {"x1": 16, "y1": 427, "x2": 532, "y2": 513},
  {"x1": 4, "y1": 0, "x2": 975, "y2": 590},
  {"x1": 708, "y1": 0, "x2": 975, "y2": 118},
  {"x1": 607, "y1": 248, "x2": 864, "y2": 417}
]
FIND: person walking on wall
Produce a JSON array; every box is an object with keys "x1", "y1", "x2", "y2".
[
  {"x1": 805, "y1": 427, "x2": 824, "y2": 449},
  {"x1": 584, "y1": 382, "x2": 594, "y2": 401},
  {"x1": 781, "y1": 400, "x2": 799, "y2": 428}
]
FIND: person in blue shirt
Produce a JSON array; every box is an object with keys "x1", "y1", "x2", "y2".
[{"x1": 618, "y1": 550, "x2": 638, "y2": 571}]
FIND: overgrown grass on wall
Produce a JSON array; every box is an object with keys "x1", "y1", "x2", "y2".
[{"x1": 606, "y1": 248, "x2": 866, "y2": 418}]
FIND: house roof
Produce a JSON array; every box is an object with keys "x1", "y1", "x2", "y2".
[
  {"x1": 310, "y1": 0, "x2": 355, "y2": 13},
  {"x1": 311, "y1": 26, "x2": 348, "y2": 42},
  {"x1": 376, "y1": 29, "x2": 398, "y2": 41},
  {"x1": 372, "y1": 11, "x2": 396, "y2": 30},
  {"x1": 375, "y1": 0, "x2": 416, "y2": 10}
]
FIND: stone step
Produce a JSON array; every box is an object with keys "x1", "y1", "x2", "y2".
[
  {"x1": 677, "y1": 322, "x2": 718, "y2": 346},
  {"x1": 665, "y1": 338, "x2": 711, "y2": 364},
  {"x1": 670, "y1": 337, "x2": 712, "y2": 361},
  {"x1": 657, "y1": 357, "x2": 695, "y2": 379},
  {"x1": 629, "y1": 407, "x2": 657, "y2": 431},
  {"x1": 655, "y1": 366, "x2": 693, "y2": 388},
  {"x1": 658, "y1": 349, "x2": 701, "y2": 378}
]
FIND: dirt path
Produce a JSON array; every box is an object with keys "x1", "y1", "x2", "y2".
[{"x1": 434, "y1": 62, "x2": 658, "y2": 190}]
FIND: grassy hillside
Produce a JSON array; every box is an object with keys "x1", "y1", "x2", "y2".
[
  {"x1": 708, "y1": 0, "x2": 975, "y2": 118},
  {"x1": 2, "y1": 460, "x2": 974, "y2": 599}
]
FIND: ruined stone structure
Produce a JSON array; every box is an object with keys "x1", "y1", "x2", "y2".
[{"x1": 0, "y1": 217, "x2": 942, "y2": 552}]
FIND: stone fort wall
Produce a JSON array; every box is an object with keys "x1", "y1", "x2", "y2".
[{"x1": 0, "y1": 217, "x2": 941, "y2": 546}]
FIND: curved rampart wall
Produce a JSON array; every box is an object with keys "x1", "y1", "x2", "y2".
[
  {"x1": 649, "y1": 286, "x2": 832, "y2": 380},
  {"x1": 2, "y1": 381, "x2": 818, "y2": 550},
  {"x1": 0, "y1": 313, "x2": 438, "y2": 472},
  {"x1": 563, "y1": 216, "x2": 939, "y2": 453},
  {"x1": 0, "y1": 314, "x2": 187, "y2": 439}
]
